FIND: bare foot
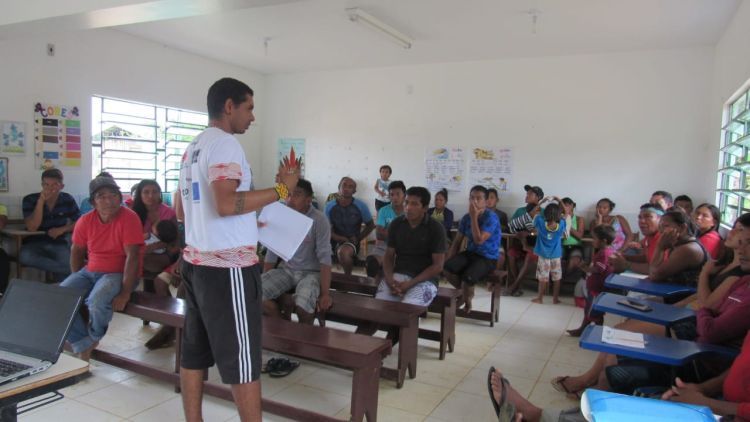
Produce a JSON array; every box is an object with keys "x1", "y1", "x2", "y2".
[
  {"x1": 552, "y1": 375, "x2": 592, "y2": 395},
  {"x1": 553, "y1": 298, "x2": 561, "y2": 304},
  {"x1": 490, "y1": 368, "x2": 503, "y2": 404},
  {"x1": 76, "y1": 341, "x2": 99, "y2": 362},
  {"x1": 531, "y1": 297, "x2": 543, "y2": 304}
]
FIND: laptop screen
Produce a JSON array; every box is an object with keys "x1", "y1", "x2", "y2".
[{"x1": 0, "y1": 280, "x2": 83, "y2": 362}]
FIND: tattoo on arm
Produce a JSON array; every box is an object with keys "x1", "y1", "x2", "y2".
[{"x1": 234, "y1": 193, "x2": 245, "y2": 214}]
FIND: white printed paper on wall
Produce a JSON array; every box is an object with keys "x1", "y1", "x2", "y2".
[
  {"x1": 468, "y1": 147, "x2": 512, "y2": 192},
  {"x1": 425, "y1": 147, "x2": 465, "y2": 192}
]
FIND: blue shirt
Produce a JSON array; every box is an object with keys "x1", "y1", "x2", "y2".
[
  {"x1": 376, "y1": 204, "x2": 401, "y2": 228},
  {"x1": 325, "y1": 198, "x2": 373, "y2": 238},
  {"x1": 533, "y1": 215, "x2": 566, "y2": 259},
  {"x1": 22, "y1": 191, "x2": 80, "y2": 244},
  {"x1": 459, "y1": 210, "x2": 501, "y2": 260}
]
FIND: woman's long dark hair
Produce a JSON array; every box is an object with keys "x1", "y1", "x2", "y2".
[
  {"x1": 132, "y1": 179, "x2": 162, "y2": 225},
  {"x1": 694, "y1": 203, "x2": 721, "y2": 233}
]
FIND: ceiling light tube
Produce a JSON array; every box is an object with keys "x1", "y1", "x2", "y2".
[{"x1": 346, "y1": 7, "x2": 413, "y2": 49}]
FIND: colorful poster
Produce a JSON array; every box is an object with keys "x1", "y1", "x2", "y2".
[
  {"x1": 33, "y1": 103, "x2": 81, "y2": 169},
  {"x1": 278, "y1": 138, "x2": 305, "y2": 177},
  {"x1": 425, "y1": 147, "x2": 465, "y2": 192},
  {"x1": 468, "y1": 147, "x2": 512, "y2": 192},
  {"x1": 1, "y1": 121, "x2": 26, "y2": 154}
]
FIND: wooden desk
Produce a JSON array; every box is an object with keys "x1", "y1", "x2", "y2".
[
  {"x1": 0, "y1": 228, "x2": 45, "y2": 277},
  {"x1": 0, "y1": 354, "x2": 89, "y2": 421}
]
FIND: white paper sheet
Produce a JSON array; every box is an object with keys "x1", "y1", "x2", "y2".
[
  {"x1": 601, "y1": 326, "x2": 646, "y2": 349},
  {"x1": 258, "y1": 202, "x2": 313, "y2": 262}
]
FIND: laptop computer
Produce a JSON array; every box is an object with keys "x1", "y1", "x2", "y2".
[{"x1": 0, "y1": 279, "x2": 83, "y2": 386}]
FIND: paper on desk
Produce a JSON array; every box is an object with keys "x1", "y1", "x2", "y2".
[
  {"x1": 601, "y1": 326, "x2": 645, "y2": 349},
  {"x1": 258, "y1": 202, "x2": 313, "y2": 262}
]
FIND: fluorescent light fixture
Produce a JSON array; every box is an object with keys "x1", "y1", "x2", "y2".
[{"x1": 346, "y1": 7, "x2": 413, "y2": 49}]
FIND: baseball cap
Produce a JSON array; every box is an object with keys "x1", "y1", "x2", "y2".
[
  {"x1": 524, "y1": 185, "x2": 544, "y2": 198},
  {"x1": 89, "y1": 175, "x2": 120, "y2": 197}
]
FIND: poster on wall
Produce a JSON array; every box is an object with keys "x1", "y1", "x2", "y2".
[
  {"x1": 0, "y1": 158, "x2": 8, "y2": 192},
  {"x1": 1, "y1": 121, "x2": 26, "y2": 154},
  {"x1": 278, "y1": 138, "x2": 305, "y2": 177},
  {"x1": 468, "y1": 147, "x2": 512, "y2": 192},
  {"x1": 425, "y1": 147, "x2": 465, "y2": 192},
  {"x1": 33, "y1": 102, "x2": 81, "y2": 169}
]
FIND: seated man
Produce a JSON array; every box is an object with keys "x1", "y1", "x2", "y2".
[
  {"x1": 325, "y1": 177, "x2": 375, "y2": 275},
  {"x1": 61, "y1": 175, "x2": 144, "y2": 360},
  {"x1": 366, "y1": 180, "x2": 406, "y2": 277},
  {"x1": 262, "y1": 179, "x2": 332, "y2": 324},
  {"x1": 21, "y1": 168, "x2": 80, "y2": 281},
  {"x1": 650, "y1": 190, "x2": 674, "y2": 210},
  {"x1": 444, "y1": 185, "x2": 502, "y2": 311},
  {"x1": 376, "y1": 186, "x2": 446, "y2": 306}
]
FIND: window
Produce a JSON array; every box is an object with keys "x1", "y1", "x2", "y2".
[
  {"x1": 717, "y1": 84, "x2": 750, "y2": 226},
  {"x1": 91, "y1": 96, "x2": 207, "y2": 197}
]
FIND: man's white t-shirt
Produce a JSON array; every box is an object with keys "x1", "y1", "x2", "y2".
[{"x1": 179, "y1": 127, "x2": 259, "y2": 268}]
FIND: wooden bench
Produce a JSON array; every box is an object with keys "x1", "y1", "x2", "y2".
[
  {"x1": 322, "y1": 290, "x2": 424, "y2": 388},
  {"x1": 330, "y1": 272, "x2": 459, "y2": 359},
  {"x1": 92, "y1": 291, "x2": 392, "y2": 422}
]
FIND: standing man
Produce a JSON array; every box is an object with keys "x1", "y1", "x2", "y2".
[
  {"x1": 262, "y1": 178, "x2": 332, "y2": 324},
  {"x1": 376, "y1": 186, "x2": 446, "y2": 306},
  {"x1": 176, "y1": 77, "x2": 298, "y2": 422},
  {"x1": 325, "y1": 177, "x2": 375, "y2": 275},
  {"x1": 21, "y1": 168, "x2": 80, "y2": 281}
]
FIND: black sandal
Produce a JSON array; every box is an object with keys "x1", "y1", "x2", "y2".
[
  {"x1": 261, "y1": 357, "x2": 283, "y2": 374},
  {"x1": 487, "y1": 367, "x2": 516, "y2": 421},
  {"x1": 269, "y1": 358, "x2": 300, "y2": 378}
]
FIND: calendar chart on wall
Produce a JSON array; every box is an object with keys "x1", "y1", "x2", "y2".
[{"x1": 34, "y1": 102, "x2": 81, "y2": 169}]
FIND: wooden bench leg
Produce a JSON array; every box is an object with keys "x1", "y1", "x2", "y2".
[
  {"x1": 401, "y1": 323, "x2": 418, "y2": 383},
  {"x1": 351, "y1": 364, "x2": 380, "y2": 422},
  {"x1": 443, "y1": 299, "x2": 456, "y2": 356}
]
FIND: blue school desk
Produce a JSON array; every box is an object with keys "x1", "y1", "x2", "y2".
[
  {"x1": 592, "y1": 293, "x2": 696, "y2": 327},
  {"x1": 604, "y1": 274, "x2": 696, "y2": 297},
  {"x1": 581, "y1": 389, "x2": 715, "y2": 422},
  {"x1": 579, "y1": 325, "x2": 738, "y2": 366}
]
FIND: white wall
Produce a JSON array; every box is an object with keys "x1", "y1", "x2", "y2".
[
  {"x1": 708, "y1": 0, "x2": 750, "y2": 204},
  {"x1": 265, "y1": 47, "x2": 714, "y2": 223},
  {"x1": 0, "y1": 29, "x2": 266, "y2": 217}
]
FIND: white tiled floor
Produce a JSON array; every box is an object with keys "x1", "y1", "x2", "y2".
[{"x1": 19, "y1": 284, "x2": 610, "y2": 421}]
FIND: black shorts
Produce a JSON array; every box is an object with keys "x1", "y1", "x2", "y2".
[
  {"x1": 180, "y1": 261, "x2": 262, "y2": 384},
  {"x1": 444, "y1": 251, "x2": 496, "y2": 286}
]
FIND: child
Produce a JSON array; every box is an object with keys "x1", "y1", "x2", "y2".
[
  {"x1": 566, "y1": 225, "x2": 616, "y2": 336},
  {"x1": 531, "y1": 201, "x2": 566, "y2": 304},
  {"x1": 373, "y1": 164, "x2": 392, "y2": 211},
  {"x1": 145, "y1": 219, "x2": 179, "y2": 255}
]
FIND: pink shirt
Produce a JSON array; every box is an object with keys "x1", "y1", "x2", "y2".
[{"x1": 143, "y1": 203, "x2": 177, "y2": 234}]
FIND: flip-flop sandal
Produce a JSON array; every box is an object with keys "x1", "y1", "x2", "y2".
[
  {"x1": 551, "y1": 376, "x2": 577, "y2": 394},
  {"x1": 487, "y1": 367, "x2": 516, "y2": 422},
  {"x1": 261, "y1": 358, "x2": 282, "y2": 374},
  {"x1": 269, "y1": 358, "x2": 300, "y2": 378}
]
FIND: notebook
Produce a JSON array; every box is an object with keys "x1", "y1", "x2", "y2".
[{"x1": 0, "y1": 279, "x2": 83, "y2": 386}]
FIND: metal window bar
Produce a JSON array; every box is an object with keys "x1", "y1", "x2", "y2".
[{"x1": 718, "y1": 87, "x2": 750, "y2": 227}]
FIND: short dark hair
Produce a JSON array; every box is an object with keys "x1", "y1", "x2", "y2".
[
  {"x1": 737, "y1": 212, "x2": 750, "y2": 228},
  {"x1": 543, "y1": 203, "x2": 561, "y2": 222},
  {"x1": 41, "y1": 168, "x2": 63, "y2": 182},
  {"x1": 207, "y1": 78, "x2": 254, "y2": 119},
  {"x1": 296, "y1": 178, "x2": 313, "y2": 197},
  {"x1": 470, "y1": 185, "x2": 488, "y2": 199},
  {"x1": 155, "y1": 220, "x2": 178, "y2": 244},
  {"x1": 592, "y1": 225, "x2": 616, "y2": 245},
  {"x1": 388, "y1": 180, "x2": 406, "y2": 194},
  {"x1": 338, "y1": 176, "x2": 355, "y2": 189},
  {"x1": 597, "y1": 198, "x2": 616, "y2": 211},
  {"x1": 674, "y1": 194, "x2": 693, "y2": 204},
  {"x1": 487, "y1": 188, "x2": 498, "y2": 198},
  {"x1": 406, "y1": 186, "x2": 430, "y2": 208},
  {"x1": 652, "y1": 190, "x2": 673, "y2": 204},
  {"x1": 561, "y1": 197, "x2": 576, "y2": 208},
  {"x1": 435, "y1": 188, "x2": 448, "y2": 202},
  {"x1": 379, "y1": 165, "x2": 392, "y2": 174}
]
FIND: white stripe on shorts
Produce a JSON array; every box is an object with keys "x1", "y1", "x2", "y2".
[{"x1": 230, "y1": 268, "x2": 252, "y2": 383}]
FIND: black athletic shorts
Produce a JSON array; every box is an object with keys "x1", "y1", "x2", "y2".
[
  {"x1": 443, "y1": 251, "x2": 496, "y2": 286},
  {"x1": 180, "y1": 261, "x2": 262, "y2": 384}
]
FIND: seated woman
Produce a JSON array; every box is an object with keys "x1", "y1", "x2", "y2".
[
  {"x1": 560, "y1": 197, "x2": 585, "y2": 282},
  {"x1": 693, "y1": 203, "x2": 722, "y2": 260},
  {"x1": 428, "y1": 188, "x2": 454, "y2": 237},
  {"x1": 611, "y1": 208, "x2": 706, "y2": 286},
  {"x1": 131, "y1": 179, "x2": 178, "y2": 296},
  {"x1": 551, "y1": 210, "x2": 728, "y2": 396},
  {"x1": 589, "y1": 198, "x2": 633, "y2": 254}
]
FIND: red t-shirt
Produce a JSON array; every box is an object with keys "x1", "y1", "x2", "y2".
[
  {"x1": 642, "y1": 232, "x2": 662, "y2": 263},
  {"x1": 699, "y1": 230, "x2": 722, "y2": 260},
  {"x1": 73, "y1": 207, "x2": 144, "y2": 273},
  {"x1": 723, "y1": 332, "x2": 750, "y2": 420},
  {"x1": 695, "y1": 276, "x2": 750, "y2": 346}
]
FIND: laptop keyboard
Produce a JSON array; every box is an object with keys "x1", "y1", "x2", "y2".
[{"x1": 0, "y1": 358, "x2": 31, "y2": 377}]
